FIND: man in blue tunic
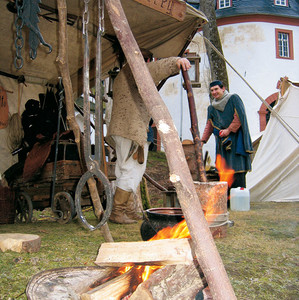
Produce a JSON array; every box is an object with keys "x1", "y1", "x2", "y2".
[{"x1": 201, "y1": 80, "x2": 253, "y2": 189}]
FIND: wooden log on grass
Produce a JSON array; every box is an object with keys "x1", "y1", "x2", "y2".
[
  {"x1": 0, "y1": 233, "x2": 41, "y2": 253},
  {"x1": 26, "y1": 266, "x2": 117, "y2": 299},
  {"x1": 95, "y1": 238, "x2": 194, "y2": 267},
  {"x1": 105, "y1": 1, "x2": 236, "y2": 298}
]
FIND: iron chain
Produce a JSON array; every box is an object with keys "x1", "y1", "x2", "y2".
[
  {"x1": 83, "y1": 0, "x2": 90, "y2": 37},
  {"x1": 14, "y1": 0, "x2": 25, "y2": 69},
  {"x1": 98, "y1": 0, "x2": 105, "y2": 36}
]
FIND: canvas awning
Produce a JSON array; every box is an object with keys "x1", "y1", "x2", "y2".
[{"x1": 0, "y1": 0, "x2": 207, "y2": 86}]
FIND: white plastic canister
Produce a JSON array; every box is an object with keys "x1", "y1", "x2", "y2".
[{"x1": 230, "y1": 187, "x2": 250, "y2": 211}]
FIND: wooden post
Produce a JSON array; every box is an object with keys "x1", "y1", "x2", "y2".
[
  {"x1": 105, "y1": 1, "x2": 236, "y2": 299},
  {"x1": 56, "y1": 0, "x2": 113, "y2": 242},
  {"x1": 182, "y1": 69, "x2": 207, "y2": 182}
]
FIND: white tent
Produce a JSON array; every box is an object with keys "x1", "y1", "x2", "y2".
[{"x1": 247, "y1": 83, "x2": 299, "y2": 202}]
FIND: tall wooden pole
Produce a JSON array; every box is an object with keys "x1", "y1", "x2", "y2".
[{"x1": 105, "y1": 1, "x2": 236, "y2": 299}]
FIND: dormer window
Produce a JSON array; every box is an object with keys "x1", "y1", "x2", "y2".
[
  {"x1": 274, "y1": 0, "x2": 288, "y2": 6},
  {"x1": 218, "y1": 0, "x2": 232, "y2": 9}
]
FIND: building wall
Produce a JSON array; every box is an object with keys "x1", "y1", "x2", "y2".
[{"x1": 160, "y1": 19, "x2": 299, "y2": 165}]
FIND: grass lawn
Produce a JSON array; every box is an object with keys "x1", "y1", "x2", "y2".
[
  {"x1": 0, "y1": 201, "x2": 298, "y2": 299},
  {"x1": 0, "y1": 153, "x2": 298, "y2": 299}
]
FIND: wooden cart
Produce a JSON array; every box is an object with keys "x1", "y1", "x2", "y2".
[{"x1": 11, "y1": 139, "x2": 105, "y2": 224}]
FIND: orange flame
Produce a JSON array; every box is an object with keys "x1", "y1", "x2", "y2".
[
  {"x1": 215, "y1": 154, "x2": 234, "y2": 188},
  {"x1": 149, "y1": 219, "x2": 190, "y2": 241},
  {"x1": 116, "y1": 170, "x2": 229, "y2": 294},
  {"x1": 115, "y1": 219, "x2": 192, "y2": 285},
  {"x1": 117, "y1": 205, "x2": 221, "y2": 285}
]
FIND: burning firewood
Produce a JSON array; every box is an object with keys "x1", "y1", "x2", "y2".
[
  {"x1": 95, "y1": 238, "x2": 194, "y2": 267},
  {"x1": 80, "y1": 268, "x2": 141, "y2": 300},
  {"x1": 130, "y1": 262, "x2": 206, "y2": 300},
  {"x1": 82, "y1": 261, "x2": 206, "y2": 300}
]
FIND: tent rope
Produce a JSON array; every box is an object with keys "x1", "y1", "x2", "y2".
[{"x1": 200, "y1": 33, "x2": 299, "y2": 144}]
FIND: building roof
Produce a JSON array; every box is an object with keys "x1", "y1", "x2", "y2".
[{"x1": 187, "y1": 0, "x2": 299, "y2": 20}]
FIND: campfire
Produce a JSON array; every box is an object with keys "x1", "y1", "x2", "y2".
[
  {"x1": 83, "y1": 221, "x2": 198, "y2": 299},
  {"x1": 82, "y1": 158, "x2": 235, "y2": 299},
  {"x1": 26, "y1": 156, "x2": 235, "y2": 299}
]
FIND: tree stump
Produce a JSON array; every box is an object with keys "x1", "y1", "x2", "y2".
[{"x1": 0, "y1": 233, "x2": 41, "y2": 253}]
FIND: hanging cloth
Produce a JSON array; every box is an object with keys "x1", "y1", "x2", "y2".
[{"x1": 0, "y1": 86, "x2": 9, "y2": 129}]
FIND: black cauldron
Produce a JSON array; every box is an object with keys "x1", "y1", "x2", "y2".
[{"x1": 140, "y1": 207, "x2": 184, "y2": 241}]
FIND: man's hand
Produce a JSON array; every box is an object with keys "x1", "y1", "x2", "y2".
[
  {"x1": 177, "y1": 58, "x2": 191, "y2": 71},
  {"x1": 219, "y1": 129, "x2": 230, "y2": 138}
]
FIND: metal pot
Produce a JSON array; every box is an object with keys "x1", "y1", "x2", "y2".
[{"x1": 140, "y1": 207, "x2": 184, "y2": 241}]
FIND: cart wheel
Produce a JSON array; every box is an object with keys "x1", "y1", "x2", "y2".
[
  {"x1": 15, "y1": 192, "x2": 33, "y2": 223},
  {"x1": 53, "y1": 192, "x2": 75, "y2": 224}
]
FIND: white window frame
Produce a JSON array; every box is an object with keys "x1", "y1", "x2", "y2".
[
  {"x1": 274, "y1": 0, "x2": 287, "y2": 7},
  {"x1": 278, "y1": 32, "x2": 290, "y2": 57},
  {"x1": 275, "y1": 28, "x2": 294, "y2": 60},
  {"x1": 218, "y1": 0, "x2": 232, "y2": 9}
]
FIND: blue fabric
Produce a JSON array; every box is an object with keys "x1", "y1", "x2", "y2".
[
  {"x1": 147, "y1": 126, "x2": 154, "y2": 142},
  {"x1": 236, "y1": 130, "x2": 247, "y2": 156},
  {"x1": 207, "y1": 94, "x2": 253, "y2": 173}
]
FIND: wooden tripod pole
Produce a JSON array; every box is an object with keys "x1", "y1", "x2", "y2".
[{"x1": 105, "y1": 1, "x2": 236, "y2": 299}]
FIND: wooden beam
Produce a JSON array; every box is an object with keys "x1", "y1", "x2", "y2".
[
  {"x1": 95, "y1": 238, "x2": 194, "y2": 267},
  {"x1": 105, "y1": 1, "x2": 236, "y2": 299}
]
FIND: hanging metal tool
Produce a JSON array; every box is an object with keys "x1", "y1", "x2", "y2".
[
  {"x1": 75, "y1": 0, "x2": 113, "y2": 231},
  {"x1": 50, "y1": 78, "x2": 64, "y2": 220},
  {"x1": 14, "y1": 0, "x2": 52, "y2": 69}
]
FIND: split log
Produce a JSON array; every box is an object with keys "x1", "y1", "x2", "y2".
[
  {"x1": 80, "y1": 268, "x2": 141, "y2": 300},
  {"x1": 26, "y1": 266, "x2": 117, "y2": 300},
  {"x1": 105, "y1": 1, "x2": 236, "y2": 299},
  {"x1": 95, "y1": 238, "x2": 194, "y2": 267},
  {"x1": 0, "y1": 233, "x2": 41, "y2": 253},
  {"x1": 130, "y1": 262, "x2": 206, "y2": 300}
]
